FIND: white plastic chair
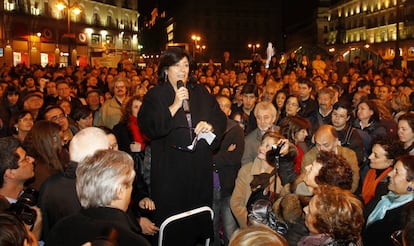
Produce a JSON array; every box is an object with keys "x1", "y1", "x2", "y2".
[{"x1": 158, "y1": 206, "x2": 214, "y2": 246}]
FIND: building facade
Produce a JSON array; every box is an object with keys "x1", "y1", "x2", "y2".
[
  {"x1": 0, "y1": 0, "x2": 140, "y2": 67},
  {"x1": 325, "y1": 0, "x2": 414, "y2": 68}
]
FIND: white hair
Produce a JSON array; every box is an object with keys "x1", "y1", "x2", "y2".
[
  {"x1": 76, "y1": 149, "x2": 135, "y2": 208},
  {"x1": 69, "y1": 127, "x2": 109, "y2": 163}
]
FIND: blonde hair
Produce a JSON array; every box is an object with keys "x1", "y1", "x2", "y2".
[{"x1": 229, "y1": 225, "x2": 288, "y2": 246}]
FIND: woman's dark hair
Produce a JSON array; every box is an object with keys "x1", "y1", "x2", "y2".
[
  {"x1": 71, "y1": 106, "x2": 92, "y2": 122},
  {"x1": 372, "y1": 136, "x2": 407, "y2": 163},
  {"x1": 358, "y1": 99, "x2": 380, "y2": 123},
  {"x1": 2, "y1": 85, "x2": 20, "y2": 102},
  {"x1": 24, "y1": 120, "x2": 63, "y2": 172},
  {"x1": 0, "y1": 212, "x2": 32, "y2": 246},
  {"x1": 8, "y1": 110, "x2": 33, "y2": 135},
  {"x1": 158, "y1": 47, "x2": 194, "y2": 85},
  {"x1": 120, "y1": 95, "x2": 143, "y2": 124},
  {"x1": 279, "y1": 116, "x2": 310, "y2": 143},
  {"x1": 315, "y1": 151, "x2": 353, "y2": 190},
  {"x1": 273, "y1": 90, "x2": 288, "y2": 110}
]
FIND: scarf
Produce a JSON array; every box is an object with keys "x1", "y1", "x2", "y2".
[
  {"x1": 366, "y1": 191, "x2": 414, "y2": 226},
  {"x1": 361, "y1": 168, "x2": 392, "y2": 204},
  {"x1": 128, "y1": 115, "x2": 145, "y2": 151}
]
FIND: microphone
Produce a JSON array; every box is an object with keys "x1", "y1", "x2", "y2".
[{"x1": 177, "y1": 80, "x2": 190, "y2": 113}]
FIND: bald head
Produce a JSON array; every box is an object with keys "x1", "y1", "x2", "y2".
[
  {"x1": 69, "y1": 127, "x2": 110, "y2": 163},
  {"x1": 314, "y1": 125, "x2": 339, "y2": 152}
]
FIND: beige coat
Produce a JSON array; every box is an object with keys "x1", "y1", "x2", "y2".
[{"x1": 230, "y1": 158, "x2": 281, "y2": 228}]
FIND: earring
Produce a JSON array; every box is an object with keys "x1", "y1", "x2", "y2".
[
  {"x1": 165, "y1": 73, "x2": 168, "y2": 83},
  {"x1": 408, "y1": 186, "x2": 413, "y2": 192}
]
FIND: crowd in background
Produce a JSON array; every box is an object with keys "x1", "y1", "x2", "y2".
[{"x1": 0, "y1": 48, "x2": 414, "y2": 246}]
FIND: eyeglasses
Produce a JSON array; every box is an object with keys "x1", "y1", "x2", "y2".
[{"x1": 49, "y1": 113, "x2": 66, "y2": 122}]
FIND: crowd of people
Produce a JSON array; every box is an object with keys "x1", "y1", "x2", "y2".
[{"x1": 0, "y1": 47, "x2": 414, "y2": 246}]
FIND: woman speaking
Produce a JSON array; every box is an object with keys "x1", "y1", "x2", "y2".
[{"x1": 138, "y1": 47, "x2": 226, "y2": 245}]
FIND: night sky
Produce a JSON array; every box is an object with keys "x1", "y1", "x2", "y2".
[{"x1": 138, "y1": 0, "x2": 319, "y2": 29}]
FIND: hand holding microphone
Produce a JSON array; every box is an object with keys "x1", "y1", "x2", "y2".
[{"x1": 177, "y1": 80, "x2": 190, "y2": 112}]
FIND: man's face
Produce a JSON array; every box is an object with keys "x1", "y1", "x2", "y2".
[
  {"x1": 23, "y1": 96, "x2": 44, "y2": 111},
  {"x1": 378, "y1": 86, "x2": 391, "y2": 101},
  {"x1": 25, "y1": 77, "x2": 35, "y2": 88},
  {"x1": 242, "y1": 93, "x2": 257, "y2": 111},
  {"x1": 256, "y1": 109, "x2": 275, "y2": 131},
  {"x1": 86, "y1": 92, "x2": 100, "y2": 108},
  {"x1": 331, "y1": 107, "x2": 350, "y2": 129},
  {"x1": 57, "y1": 83, "x2": 71, "y2": 99},
  {"x1": 217, "y1": 97, "x2": 232, "y2": 117},
  {"x1": 262, "y1": 86, "x2": 277, "y2": 102},
  {"x1": 45, "y1": 108, "x2": 69, "y2": 131},
  {"x1": 298, "y1": 83, "x2": 312, "y2": 100},
  {"x1": 114, "y1": 81, "x2": 127, "y2": 98},
  {"x1": 12, "y1": 147, "x2": 35, "y2": 181},
  {"x1": 46, "y1": 81, "x2": 57, "y2": 96},
  {"x1": 317, "y1": 93, "x2": 333, "y2": 112},
  {"x1": 314, "y1": 131, "x2": 338, "y2": 152}
]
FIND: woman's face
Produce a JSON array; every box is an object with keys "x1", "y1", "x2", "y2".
[
  {"x1": 294, "y1": 129, "x2": 308, "y2": 143},
  {"x1": 77, "y1": 113, "x2": 93, "y2": 130},
  {"x1": 285, "y1": 97, "x2": 300, "y2": 116},
  {"x1": 398, "y1": 120, "x2": 414, "y2": 147},
  {"x1": 276, "y1": 93, "x2": 286, "y2": 109},
  {"x1": 167, "y1": 57, "x2": 189, "y2": 89},
  {"x1": 304, "y1": 160, "x2": 323, "y2": 192},
  {"x1": 369, "y1": 144, "x2": 393, "y2": 170},
  {"x1": 357, "y1": 102, "x2": 373, "y2": 121},
  {"x1": 303, "y1": 196, "x2": 319, "y2": 234},
  {"x1": 388, "y1": 161, "x2": 412, "y2": 195},
  {"x1": 16, "y1": 113, "x2": 34, "y2": 133},
  {"x1": 131, "y1": 99, "x2": 142, "y2": 117},
  {"x1": 257, "y1": 136, "x2": 276, "y2": 161},
  {"x1": 7, "y1": 93, "x2": 19, "y2": 106}
]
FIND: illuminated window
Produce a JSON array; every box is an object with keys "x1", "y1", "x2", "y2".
[{"x1": 5, "y1": 0, "x2": 16, "y2": 11}]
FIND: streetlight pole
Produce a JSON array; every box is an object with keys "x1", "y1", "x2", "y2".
[
  {"x1": 191, "y1": 34, "x2": 200, "y2": 59},
  {"x1": 57, "y1": 0, "x2": 81, "y2": 66},
  {"x1": 393, "y1": 0, "x2": 401, "y2": 69},
  {"x1": 248, "y1": 43, "x2": 260, "y2": 56}
]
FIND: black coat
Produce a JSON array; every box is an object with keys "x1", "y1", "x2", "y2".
[
  {"x1": 363, "y1": 203, "x2": 409, "y2": 245},
  {"x1": 213, "y1": 119, "x2": 244, "y2": 197},
  {"x1": 46, "y1": 207, "x2": 150, "y2": 246},
  {"x1": 138, "y1": 81, "x2": 226, "y2": 244},
  {"x1": 38, "y1": 161, "x2": 81, "y2": 240}
]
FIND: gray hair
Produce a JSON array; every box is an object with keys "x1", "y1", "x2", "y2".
[
  {"x1": 69, "y1": 127, "x2": 109, "y2": 163},
  {"x1": 254, "y1": 101, "x2": 277, "y2": 118},
  {"x1": 76, "y1": 149, "x2": 135, "y2": 208}
]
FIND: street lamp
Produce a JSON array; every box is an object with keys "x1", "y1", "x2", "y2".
[
  {"x1": 191, "y1": 34, "x2": 201, "y2": 58},
  {"x1": 56, "y1": 0, "x2": 81, "y2": 66},
  {"x1": 248, "y1": 43, "x2": 260, "y2": 55}
]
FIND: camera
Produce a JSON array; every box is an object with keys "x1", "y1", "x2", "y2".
[
  {"x1": 7, "y1": 187, "x2": 38, "y2": 226},
  {"x1": 266, "y1": 141, "x2": 286, "y2": 167}
]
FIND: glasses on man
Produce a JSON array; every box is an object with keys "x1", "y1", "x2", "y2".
[{"x1": 49, "y1": 113, "x2": 66, "y2": 122}]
